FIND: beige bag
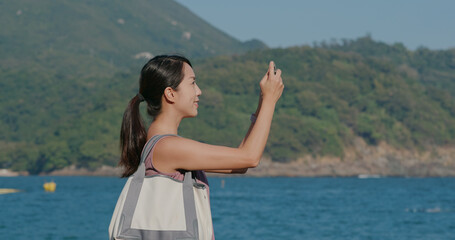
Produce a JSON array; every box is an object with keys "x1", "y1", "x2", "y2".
[{"x1": 109, "y1": 135, "x2": 213, "y2": 240}]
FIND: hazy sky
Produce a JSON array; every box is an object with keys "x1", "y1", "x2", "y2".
[{"x1": 176, "y1": 0, "x2": 455, "y2": 50}]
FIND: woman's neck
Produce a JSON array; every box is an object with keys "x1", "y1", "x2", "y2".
[{"x1": 147, "y1": 111, "x2": 182, "y2": 139}]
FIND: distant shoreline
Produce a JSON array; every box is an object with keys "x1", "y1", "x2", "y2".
[
  {"x1": 3, "y1": 138, "x2": 455, "y2": 178},
  {"x1": 2, "y1": 159, "x2": 455, "y2": 178}
]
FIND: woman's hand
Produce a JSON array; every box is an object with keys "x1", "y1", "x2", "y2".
[{"x1": 260, "y1": 61, "x2": 284, "y2": 104}]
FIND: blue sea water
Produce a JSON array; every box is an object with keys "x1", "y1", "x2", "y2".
[{"x1": 0, "y1": 176, "x2": 454, "y2": 240}]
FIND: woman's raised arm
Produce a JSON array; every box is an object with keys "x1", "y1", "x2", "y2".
[{"x1": 153, "y1": 61, "x2": 284, "y2": 173}]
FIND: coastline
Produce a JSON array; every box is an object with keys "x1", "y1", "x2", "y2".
[
  {"x1": 0, "y1": 169, "x2": 22, "y2": 177},
  {"x1": 2, "y1": 138, "x2": 455, "y2": 177},
  {"x1": 2, "y1": 160, "x2": 455, "y2": 178},
  {"x1": 2, "y1": 162, "x2": 455, "y2": 178},
  {"x1": 244, "y1": 138, "x2": 455, "y2": 177}
]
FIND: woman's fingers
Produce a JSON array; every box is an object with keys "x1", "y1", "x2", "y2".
[
  {"x1": 268, "y1": 61, "x2": 275, "y2": 76},
  {"x1": 268, "y1": 61, "x2": 282, "y2": 81},
  {"x1": 259, "y1": 61, "x2": 284, "y2": 103},
  {"x1": 260, "y1": 61, "x2": 273, "y2": 83},
  {"x1": 274, "y1": 69, "x2": 282, "y2": 79}
]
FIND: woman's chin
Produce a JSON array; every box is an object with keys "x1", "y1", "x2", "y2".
[{"x1": 183, "y1": 111, "x2": 198, "y2": 119}]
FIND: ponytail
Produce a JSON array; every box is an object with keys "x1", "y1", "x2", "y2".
[{"x1": 119, "y1": 94, "x2": 147, "y2": 177}]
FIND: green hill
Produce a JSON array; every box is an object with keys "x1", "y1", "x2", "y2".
[
  {"x1": 1, "y1": 1, "x2": 455, "y2": 174},
  {"x1": 2, "y1": 36, "x2": 455, "y2": 173},
  {"x1": 0, "y1": 0, "x2": 266, "y2": 75},
  {"x1": 191, "y1": 43, "x2": 455, "y2": 161},
  {"x1": 322, "y1": 36, "x2": 455, "y2": 94},
  {"x1": 0, "y1": 0, "x2": 266, "y2": 173}
]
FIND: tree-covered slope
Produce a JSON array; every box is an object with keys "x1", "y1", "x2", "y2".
[
  {"x1": 0, "y1": 0, "x2": 266, "y2": 73},
  {"x1": 191, "y1": 43, "x2": 455, "y2": 160},
  {"x1": 323, "y1": 36, "x2": 455, "y2": 95},
  {"x1": 0, "y1": 0, "x2": 266, "y2": 173},
  {"x1": 2, "y1": 38, "x2": 455, "y2": 173}
]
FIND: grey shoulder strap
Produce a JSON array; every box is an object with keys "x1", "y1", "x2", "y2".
[
  {"x1": 137, "y1": 134, "x2": 193, "y2": 184},
  {"x1": 140, "y1": 134, "x2": 179, "y2": 164}
]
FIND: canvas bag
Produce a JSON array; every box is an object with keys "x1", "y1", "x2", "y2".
[{"x1": 109, "y1": 134, "x2": 213, "y2": 240}]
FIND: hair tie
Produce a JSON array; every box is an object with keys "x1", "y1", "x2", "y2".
[{"x1": 136, "y1": 93, "x2": 145, "y2": 102}]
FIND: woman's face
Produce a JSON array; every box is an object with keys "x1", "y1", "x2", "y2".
[{"x1": 175, "y1": 63, "x2": 202, "y2": 118}]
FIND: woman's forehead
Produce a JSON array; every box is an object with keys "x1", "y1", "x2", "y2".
[{"x1": 183, "y1": 63, "x2": 195, "y2": 79}]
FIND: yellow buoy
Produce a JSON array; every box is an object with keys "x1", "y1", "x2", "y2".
[
  {"x1": 0, "y1": 188, "x2": 20, "y2": 194},
  {"x1": 43, "y1": 181, "x2": 57, "y2": 192}
]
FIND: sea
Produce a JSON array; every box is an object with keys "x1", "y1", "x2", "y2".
[{"x1": 0, "y1": 176, "x2": 454, "y2": 240}]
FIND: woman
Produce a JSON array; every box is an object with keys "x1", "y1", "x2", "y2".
[{"x1": 119, "y1": 55, "x2": 283, "y2": 239}]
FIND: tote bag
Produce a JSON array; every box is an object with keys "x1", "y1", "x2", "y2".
[{"x1": 109, "y1": 135, "x2": 213, "y2": 240}]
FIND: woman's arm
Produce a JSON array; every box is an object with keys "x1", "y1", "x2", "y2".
[
  {"x1": 205, "y1": 95, "x2": 263, "y2": 174},
  {"x1": 153, "y1": 62, "x2": 284, "y2": 173},
  {"x1": 239, "y1": 94, "x2": 263, "y2": 148},
  {"x1": 205, "y1": 95, "x2": 262, "y2": 174},
  {"x1": 153, "y1": 99, "x2": 276, "y2": 172}
]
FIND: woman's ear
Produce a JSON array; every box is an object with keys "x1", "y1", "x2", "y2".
[{"x1": 163, "y1": 87, "x2": 176, "y2": 103}]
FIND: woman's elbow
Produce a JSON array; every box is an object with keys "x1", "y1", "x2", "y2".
[
  {"x1": 245, "y1": 155, "x2": 261, "y2": 168},
  {"x1": 239, "y1": 149, "x2": 261, "y2": 168}
]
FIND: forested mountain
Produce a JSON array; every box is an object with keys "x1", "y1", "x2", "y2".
[
  {"x1": 0, "y1": 0, "x2": 265, "y2": 75},
  {"x1": 324, "y1": 36, "x2": 455, "y2": 95},
  {"x1": 2, "y1": 35, "x2": 455, "y2": 173},
  {"x1": 0, "y1": 0, "x2": 265, "y2": 173},
  {"x1": 1, "y1": 1, "x2": 454, "y2": 174},
  {"x1": 192, "y1": 39, "x2": 455, "y2": 160}
]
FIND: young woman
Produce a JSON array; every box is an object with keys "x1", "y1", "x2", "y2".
[{"x1": 119, "y1": 55, "x2": 283, "y2": 239}]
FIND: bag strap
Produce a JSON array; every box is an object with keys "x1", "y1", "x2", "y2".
[
  {"x1": 133, "y1": 134, "x2": 195, "y2": 189},
  {"x1": 137, "y1": 134, "x2": 194, "y2": 186},
  {"x1": 140, "y1": 134, "x2": 178, "y2": 164}
]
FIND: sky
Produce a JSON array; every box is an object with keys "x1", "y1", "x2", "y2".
[{"x1": 176, "y1": 0, "x2": 455, "y2": 50}]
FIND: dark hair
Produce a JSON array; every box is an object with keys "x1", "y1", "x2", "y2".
[{"x1": 119, "y1": 55, "x2": 192, "y2": 177}]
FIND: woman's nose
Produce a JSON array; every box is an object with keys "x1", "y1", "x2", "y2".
[{"x1": 196, "y1": 84, "x2": 202, "y2": 96}]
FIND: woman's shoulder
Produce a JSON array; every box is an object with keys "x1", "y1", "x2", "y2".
[
  {"x1": 147, "y1": 133, "x2": 180, "y2": 141},
  {"x1": 146, "y1": 134, "x2": 187, "y2": 174},
  {"x1": 151, "y1": 134, "x2": 200, "y2": 151}
]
